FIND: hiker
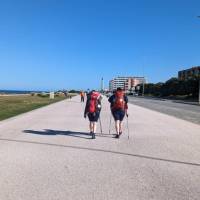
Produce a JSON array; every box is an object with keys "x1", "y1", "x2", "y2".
[
  {"x1": 84, "y1": 90, "x2": 102, "y2": 139},
  {"x1": 63, "y1": 91, "x2": 68, "y2": 97},
  {"x1": 80, "y1": 91, "x2": 85, "y2": 102},
  {"x1": 108, "y1": 87, "x2": 128, "y2": 138}
]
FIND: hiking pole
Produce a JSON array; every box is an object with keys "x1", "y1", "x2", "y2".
[
  {"x1": 109, "y1": 113, "x2": 112, "y2": 134},
  {"x1": 99, "y1": 115, "x2": 103, "y2": 134},
  {"x1": 126, "y1": 114, "x2": 130, "y2": 139}
]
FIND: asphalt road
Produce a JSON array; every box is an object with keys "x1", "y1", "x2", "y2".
[
  {"x1": 0, "y1": 96, "x2": 200, "y2": 200},
  {"x1": 129, "y1": 96, "x2": 200, "y2": 125}
]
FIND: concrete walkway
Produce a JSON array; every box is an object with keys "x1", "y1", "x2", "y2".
[{"x1": 0, "y1": 96, "x2": 200, "y2": 200}]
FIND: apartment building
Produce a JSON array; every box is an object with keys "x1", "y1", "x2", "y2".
[
  {"x1": 178, "y1": 66, "x2": 200, "y2": 80},
  {"x1": 109, "y1": 76, "x2": 146, "y2": 92}
]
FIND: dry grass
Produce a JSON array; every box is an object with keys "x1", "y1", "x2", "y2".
[{"x1": 0, "y1": 95, "x2": 67, "y2": 121}]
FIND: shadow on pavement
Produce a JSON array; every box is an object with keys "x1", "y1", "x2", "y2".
[
  {"x1": 0, "y1": 138, "x2": 200, "y2": 167},
  {"x1": 24, "y1": 129, "x2": 115, "y2": 139}
]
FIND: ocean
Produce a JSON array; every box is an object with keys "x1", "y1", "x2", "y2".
[{"x1": 0, "y1": 90, "x2": 43, "y2": 94}]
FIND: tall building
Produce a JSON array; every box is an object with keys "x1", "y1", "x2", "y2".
[
  {"x1": 109, "y1": 76, "x2": 146, "y2": 92},
  {"x1": 178, "y1": 66, "x2": 200, "y2": 80},
  {"x1": 109, "y1": 79, "x2": 114, "y2": 91}
]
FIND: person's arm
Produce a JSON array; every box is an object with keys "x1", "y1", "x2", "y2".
[
  {"x1": 108, "y1": 95, "x2": 113, "y2": 103},
  {"x1": 124, "y1": 96, "x2": 128, "y2": 117},
  {"x1": 108, "y1": 95, "x2": 115, "y2": 110},
  {"x1": 99, "y1": 94, "x2": 103, "y2": 102},
  {"x1": 84, "y1": 99, "x2": 89, "y2": 118},
  {"x1": 96, "y1": 94, "x2": 102, "y2": 112}
]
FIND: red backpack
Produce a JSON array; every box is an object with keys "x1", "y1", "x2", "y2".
[
  {"x1": 88, "y1": 92, "x2": 100, "y2": 113},
  {"x1": 113, "y1": 91, "x2": 125, "y2": 110}
]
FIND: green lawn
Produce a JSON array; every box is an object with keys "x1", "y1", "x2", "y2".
[{"x1": 0, "y1": 95, "x2": 67, "y2": 121}]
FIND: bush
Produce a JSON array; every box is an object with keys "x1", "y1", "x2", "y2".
[
  {"x1": 137, "y1": 77, "x2": 199, "y2": 98},
  {"x1": 37, "y1": 93, "x2": 49, "y2": 98}
]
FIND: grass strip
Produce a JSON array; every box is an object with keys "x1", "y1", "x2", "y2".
[{"x1": 0, "y1": 95, "x2": 68, "y2": 121}]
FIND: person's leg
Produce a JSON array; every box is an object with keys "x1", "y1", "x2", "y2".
[
  {"x1": 88, "y1": 113, "x2": 96, "y2": 138},
  {"x1": 115, "y1": 120, "x2": 120, "y2": 135},
  {"x1": 91, "y1": 122, "x2": 96, "y2": 139},
  {"x1": 119, "y1": 121, "x2": 122, "y2": 134},
  {"x1": 119, "y1": 111, "x2": 125, "y2": 136},
  {"x1": 112, "y1": 111, "x2": 120, "y2": 137},
  {"x1": 89, "y1": 121, "x2": 93, "y2": 133},
  {"x1": 93, "y1": 122, "x2": 97, "y2": 133}
]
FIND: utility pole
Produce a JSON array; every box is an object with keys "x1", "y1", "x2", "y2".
[
  {"x1": 198, "y1": 17, "x2": 200, "y2": 104},
  {"x1": 199, "y1": 79, "x2": 200, "y2": 105},
  {"x1": 142, "y1": 80, "x2": 145, "y2": 96},
  {"x1": 142, "y1": 57, "x2": 146, "y2": 97}
]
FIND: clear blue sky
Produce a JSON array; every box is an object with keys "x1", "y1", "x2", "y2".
[{"x1": 1, "y1": 0, "x2": 200, "y2": 91}]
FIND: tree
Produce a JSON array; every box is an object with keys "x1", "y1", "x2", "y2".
[{"x1": 136, "y1": 77, "x2": 198, "y2": 99}]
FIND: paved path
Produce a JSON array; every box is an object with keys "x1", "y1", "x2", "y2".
[
  {"x1": 129, "y1": 96, "x2": 200, "y2": 125},
  {"x1": 0, "y1": 96, "x2": 200, "y2": 200}
]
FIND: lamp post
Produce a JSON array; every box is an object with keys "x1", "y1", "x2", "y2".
[
  {"x1": 199, "y1": 78, "x2": 200, "y2": 104},
  {"x1": 142, "y1": 79, "x2": 145, "y2": 96},
  {"x1": 142, "y1": 57, "x2": 146, "y2": 97},
  {"x1": 101, "y1": 77, "x2": 104, "y2": 93},
  {"x1": 198, "y1": 17, "x2": 200, "y2": 104}
]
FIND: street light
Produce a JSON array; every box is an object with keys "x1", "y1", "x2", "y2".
[
  {"x1": 101, "y1": 77, "x2": 104, "y2": 93},
  {"x1": 199, "y1": 79, "x2": 200, "y2": 104},
  {"x1": 142, "y1": 78, "x2": 145, "y2": 96},
  {"x1": 142, "y1": 59, "x2": 145, "y2": 97}
]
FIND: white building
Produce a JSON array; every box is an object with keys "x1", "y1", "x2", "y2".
[
  {"x1": 109, "y1": 76, "x2": 146, "y2": 92},
  {"x1": 109, "y1": 80, "x2": 114, "y2": 91}
]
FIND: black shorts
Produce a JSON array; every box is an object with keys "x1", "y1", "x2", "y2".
[
  {"x1": 88, "y1": 112, "x2": 100, "y2": 122},
  {"x1": 112, "y1": 110, "x2": 125, "y2": 121}
]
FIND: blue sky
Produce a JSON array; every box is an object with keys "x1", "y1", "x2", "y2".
[{"x1": 0, "y1": 0, "x2": 200, "y2": 91}]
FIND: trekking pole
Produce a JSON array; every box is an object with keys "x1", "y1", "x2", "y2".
[
  {"x1": 109, "y1": 113, "x2": 112, "y2": 134},
  {"x1": 126, "y1": 114, "x2": 130, "y2": 139},
  {"x1": 99, "y1": 115, "x2": 103, "y2": 134}
]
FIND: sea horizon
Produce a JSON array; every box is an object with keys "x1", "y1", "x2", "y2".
[{"x1": 0, "y1": 89, "x2": 46, "y2": 94}]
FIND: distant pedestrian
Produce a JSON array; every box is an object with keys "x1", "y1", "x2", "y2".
[
  {"x1": 63, "y1": 91, "x2": 68, "y2": 97},
  {"x1": 84, "y1": 90, "x2": 102, "y2": 139},
  {"x1": 108, "y1": 87, "x2": 128, "y2": 138},
  {"x1": 80, "y1": 91, "x2": 85, "y2": 102}
]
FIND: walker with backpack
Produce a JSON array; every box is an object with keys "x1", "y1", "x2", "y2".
[
  {"x1": 109, "y1": 89, "x2": 130, "y2": 139},
  {"x1": 84, "y1": 91, "x2": 103, "y2": 135}
]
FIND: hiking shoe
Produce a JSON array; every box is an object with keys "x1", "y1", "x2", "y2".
[
  {"x1": 119, "y1": 131, "x2": 122, "y2": 136},
  {"x1": 92, "y1": 133, "x2": 96, "y2": 139},
  {"x1": 115, "y1": 134, "x2": 119, "y2": 139}
]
